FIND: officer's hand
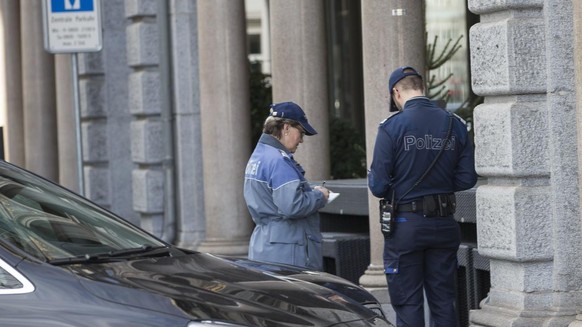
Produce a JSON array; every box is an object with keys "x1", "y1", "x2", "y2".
[{"x1": 314, "y1": 186, "x2": 330, "y2": 201}]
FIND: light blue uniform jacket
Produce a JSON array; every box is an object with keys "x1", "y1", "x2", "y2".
[{"x1": 244, "y1": 134, "x2": 326, "y2": 271}]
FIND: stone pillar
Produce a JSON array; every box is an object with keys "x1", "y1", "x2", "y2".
[
  {"x1": 360, "y1": 0, "x2": 425, "y2": 310},
  {"x1": 270, "y1": 0, "x2": 329, "y2": 181},
  {"x1": 574, "y1": 0, "x2": 582, "y2": 324},
  {"x1": 20, "y1": 1, "x2": 58, "y2": 180},
  {"x1": 168, "y1": 0, "x2": 205, "y2": 249},
  {"x1": 196, "y1": 0, "x2": 252, "y2": 255},
  {"x1": 469, "y1": 0, "x2": 582, "y2": 326},
  {"x1": 126, "y1": 2, "x2": 166, "y2": 235},
  {"x1": 82, "y1": 1, "x2": 136, "y2": 223},
  {"x1": 0, "y1": 0, "x2": 24, "y2": 165},
  {"x1": 543, "y1": 0, "x2": 582, "y2": 324},
  {"x1": 55, "y1": 54, "x2": 80, "y2": 193}
]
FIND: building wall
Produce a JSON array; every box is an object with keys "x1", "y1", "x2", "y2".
[
  {"x1": 469, "y1": 0, "x2": 582, "y2": 325},
  {"x1": 0, "y1": 0, "x2": 207, "y2": 249}
]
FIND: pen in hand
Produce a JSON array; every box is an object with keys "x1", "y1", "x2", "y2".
[{"x1": 315, "y1": 181, "x2": 330, "y2": 200}]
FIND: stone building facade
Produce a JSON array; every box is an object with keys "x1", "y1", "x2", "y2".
[
  {"x1": 2, "y1": 0, "x2": 582, "y2": 326},
  {"x1": 471, "y1": 0, "x2": 582, "y2": 326}
]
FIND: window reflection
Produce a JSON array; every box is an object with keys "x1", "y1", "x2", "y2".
[
  {"x1": 0, "y1": 166, "x2": 165, "y2": 262},
  {"x1": 425, "y1": 0, "x2": 471, "y2": 109}
]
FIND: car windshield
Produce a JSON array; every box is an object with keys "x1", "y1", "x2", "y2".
[{"x1": 0, "y1": 161, "x2": 166, "y2": 262}]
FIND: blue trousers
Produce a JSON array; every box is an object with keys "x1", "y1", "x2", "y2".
[{"x1": 383, "y1": 213, "x2": 460, "y2": 327}]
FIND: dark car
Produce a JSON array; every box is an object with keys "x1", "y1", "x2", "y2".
[{"x1": 0, "y1": 160, "x2": 388, "y2": 327}]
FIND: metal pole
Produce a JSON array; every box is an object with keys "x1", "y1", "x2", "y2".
[
  {"x1": 71, "y1": 53, "x2": 84, "y2": 196},
  {"x1": 158, "y1": 0, "x2": 176, "y2": 243}
]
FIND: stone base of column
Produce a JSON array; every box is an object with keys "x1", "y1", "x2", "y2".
[
  {"x1": 359, "y1": 263, "x2": 386, "y2": 288},
  {"x1": 470, "y1": 303, "x2": 577, "y2": 327},
  {"x1": 359, "y1": 264, "x2": 395, "y2": 324},
  {"x1": 569, "y1": 314, "x2": 582, "y2": 327},
  {"x1": 196, "y1": 238, "x2": 249, "y2": 257}
]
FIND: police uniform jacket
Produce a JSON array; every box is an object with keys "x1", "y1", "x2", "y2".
[
  {"x1": 244, "y1": 133, "x2": 326, "y2": 270},
  {"x1": 368, "y1": 96, "x2": 478, "y2": 203}
]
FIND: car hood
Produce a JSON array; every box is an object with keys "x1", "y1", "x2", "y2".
[{"x1": 70, "y1": 251, "x2": 386, "y2": 327}]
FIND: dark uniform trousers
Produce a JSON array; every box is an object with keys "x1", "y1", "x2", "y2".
[{"x1": 383, "y1": 212, "x2": 460, "y2": 327}]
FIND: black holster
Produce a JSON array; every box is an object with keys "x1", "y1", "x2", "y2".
[{"x1": 422, "y1": 193, "x2": 456, "y2": 217}]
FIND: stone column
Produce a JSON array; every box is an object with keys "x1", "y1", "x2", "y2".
[
  {"x1": 0, "y1": 0, "x2": 24, "y2": 165},
  {"x1": 360, "y1": 0, "x2": 425, "y2": 309},
  {"x1": 21, "y1": 1, "x2": 58, "y2": 180},
  {"x1": 196, "y1": 0, "x2": 252, "y2": 256},
  {"x1": 127, "y1": 1, "x2": 170, "y2": 236},
  {"x1": 82, "y1": 1, "x2": 136, "y2": 223},
  {"x1": 168, "y1": 0, "x2": 205, "y2": 249},
  {"x1": 469, "y1": 0, "x2": 582, "y2": 326},
  {"x1": 543, "y1": 0, "x2": 582, "y2": 324},
  {"x1": 55, "y1": 54, "x2": 80, "y2": 193},
  {"x1": 573, "y1": 0, "x2": 582, "y2": 323},
  {"x1": 270, "y1": 0, "x2": 329, "y2": 181}
]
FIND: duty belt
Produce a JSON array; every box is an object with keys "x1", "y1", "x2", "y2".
[
  {"x1": 396, "y1": 193, "x2": 456, "y2": 217},
  {"x1": 397, "y1": 200, "x2": 423, "y2": 213}
]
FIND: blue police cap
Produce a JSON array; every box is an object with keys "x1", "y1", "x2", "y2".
[
  {"x1": 388, "y1": 66, "x2": 423, "y2": 112},
  {"x1": 269, "y1": 102, "x2": 317, "y2": 136}
]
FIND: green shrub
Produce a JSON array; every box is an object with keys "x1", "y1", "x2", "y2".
[{"x1": 329, "y1": 117, "x2": 367, "y2": 179}]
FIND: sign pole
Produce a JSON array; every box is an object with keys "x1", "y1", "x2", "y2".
[
  {"x1": 71, "y1": 53, "x2": 84, "y2": 196},
  {"x1": 42, "y1": 0, "x2": 102, "y2": 196}
]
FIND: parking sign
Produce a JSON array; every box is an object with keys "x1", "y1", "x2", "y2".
[{"x1": 42, "y1": 0, "x2": 102, "y2": 53}]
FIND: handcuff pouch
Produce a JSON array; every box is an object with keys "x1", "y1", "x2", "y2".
[{"x1": 422, "y1": 193, "x2": 456, "y2": 217}]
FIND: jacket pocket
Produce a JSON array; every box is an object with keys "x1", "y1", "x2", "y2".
[{"x1": 268, "y1": 220, "x2": 303, "y2": 244}]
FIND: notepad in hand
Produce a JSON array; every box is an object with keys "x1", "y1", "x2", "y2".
[{"x1": 327, "y1": 192, "x2": 340, "y2": 204}]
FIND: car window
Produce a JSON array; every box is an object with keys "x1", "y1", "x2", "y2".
[
  {"x1": 0, "y1": 259, "x2": 34, "y2": 294},
  {"x1": 0, "y1": 164, "x2": 166, "y2": 262}
]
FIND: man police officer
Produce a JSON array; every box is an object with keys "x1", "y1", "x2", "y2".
[{"x1": 368, "y1": 66, "x2": 478, "y2": 327}]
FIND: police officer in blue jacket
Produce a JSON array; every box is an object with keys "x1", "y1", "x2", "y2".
[
  {"x1": 368, "y1": 66, "x2": 478, "y2": 327},
  {"x1": 244, "y1": 102, "x2": 330, "y2": 271}
]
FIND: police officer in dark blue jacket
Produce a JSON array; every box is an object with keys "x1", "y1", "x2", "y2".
[{"x1": 368, "y1": 66, "x2": 478, "y2": 327}]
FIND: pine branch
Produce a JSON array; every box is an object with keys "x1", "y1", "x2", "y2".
[{"x1": 431, "y1": 35, "x2": 463, "y2": 69}]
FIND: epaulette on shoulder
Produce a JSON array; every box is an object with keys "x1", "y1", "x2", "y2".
[
  {"x1": 379, "y1": 111, "x2": 401, "y2": 126},
  {"x1": 452, "y1": 113, "x2": 467, "y2": 126}
]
